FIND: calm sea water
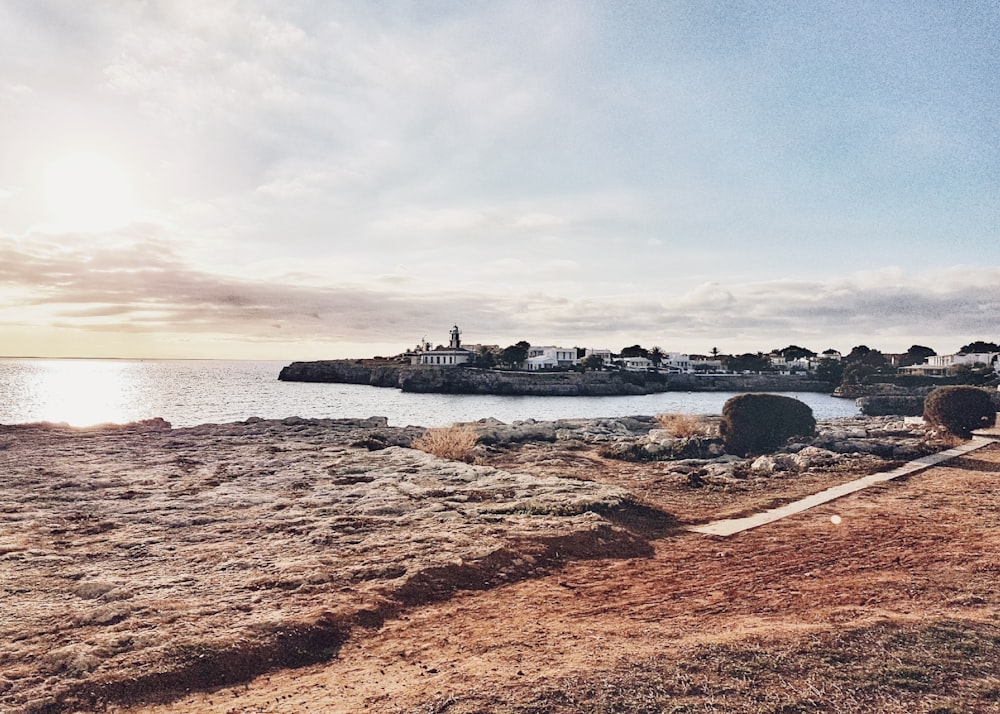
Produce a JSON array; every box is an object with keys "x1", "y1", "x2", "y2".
[{"x1": 0, "y1": 358, "x2": 860, "y2": 428}]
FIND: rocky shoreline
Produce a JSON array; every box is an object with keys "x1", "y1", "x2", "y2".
[
  {"x1": 0, "y1": 416, "x2": 642, "y2": 713},
  {"x1": 846, "y1": 384, "x2": 1000, "y2": 416},
  {"x1": 278, "y1": 360, "x2": 832, "y2": 395},
  {"x1": 0, "y1": 410, "x2": 959, "y2": 713}
]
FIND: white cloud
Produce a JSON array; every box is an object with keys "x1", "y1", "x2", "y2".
[
  {"x1": 513, "y1": 213, "x2": 568, "y2": 229},
  {"x1": 369, "y1": 207, "x2": 494, "y2": 237},
  {"x1": 1, "y1": 225, "x2": 996, "y2": 355},
  {"x1": 254, "y1": 171, "x2": 328, "y2": 199},
  {"x1": 1, "y1": 2, "x2": 998, "y2": 358}
]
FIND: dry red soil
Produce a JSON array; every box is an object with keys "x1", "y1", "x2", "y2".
[{"x1": 120, "y1": 441, "x2": 1000, "y2": 714}]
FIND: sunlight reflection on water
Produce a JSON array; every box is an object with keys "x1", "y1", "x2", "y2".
[
  {"x1": 6, "y1": 359, "x2": 138, "y2": 427},
  {"x1": 0, "y1": 358, "x2": 861, "y2": 428}
]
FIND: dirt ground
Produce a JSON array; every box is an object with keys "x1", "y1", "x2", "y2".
[{"x1": 116, "y1": 439, "x2": 1000, "y2": 714}]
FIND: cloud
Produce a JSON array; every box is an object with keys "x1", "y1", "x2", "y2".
[
  {"x1": 7, "y1": 225, "x2": 997, "y2": 354},
  {"x1": 513, "y1": 213, "x2": 569, "y2": 230},
  {"x1": 253, "y1": 170, "x2": 328, "y2": 199},
  {"x1": 481, "y1": 258, "x2": 581, "y2": 279},
  {"x1": 369, "y1": 207, "x2": 494, "y2": 237},
  {"x1": 1, "y1": 2, "x2": 998, "y2": 359}
]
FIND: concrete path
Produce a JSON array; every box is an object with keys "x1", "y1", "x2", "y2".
[{"x1": 690, "y1": 435, "x2": 998, "y2": 537}]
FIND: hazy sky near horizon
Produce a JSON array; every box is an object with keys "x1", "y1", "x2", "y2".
[{"x1": 1, "y1": 1, "x2": 998, "y2": 359}]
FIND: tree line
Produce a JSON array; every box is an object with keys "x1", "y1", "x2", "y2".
[{"x1": 466, "y1": 339, "x2": 1000, "y2": 390}]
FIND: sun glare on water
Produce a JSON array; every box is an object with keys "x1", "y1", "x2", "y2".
[
  {"x1": 28, "y1": 360, "x2": 138, "y2": 427},
  {"x1": 42, "y1": 152, "x2": 134, "y2": 231}
]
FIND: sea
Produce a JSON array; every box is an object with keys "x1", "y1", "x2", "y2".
[{"x1": 0, "y1": 358, "x2": 860, "y2": 428}]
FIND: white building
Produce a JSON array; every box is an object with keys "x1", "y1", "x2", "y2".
[
  {"x1": 770, "y1": 355, "x2": 814, "y2": 373},
  {"x1": 620, "y1": 356, "x2": 653, "y2": 372},
  {"x1": 690, "y1": 357, "x2": 725, "y2": 373},
  {"x1": 659, "y1": 352, "x2": 692, "y2": 373},
  {"x1": 411, "y1": 326, "x2": 472, "y2": 366},
  {"x1": 900, "y1": 352, "x2": 1000, "y2": 377},
  {"x1": 525, "y1": 346, "x2": 577, "y2": 371},
  {"x1": 583, "y1": 348, "x2": 613, "y2": 363}
]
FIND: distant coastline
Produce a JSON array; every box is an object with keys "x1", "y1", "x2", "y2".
[{"x1": 278, "y1": 360, "x2": 833, "y2": 396}]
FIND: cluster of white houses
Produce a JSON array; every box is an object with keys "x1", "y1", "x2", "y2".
[
  {"x1": 408, "y1": 327, "x2": 591, "y2": 369},
  {"x1": 900, "y1": 351, "x2": 1000, "y2": 377},
  {"x1": 407, "y1": 327, "x2": 1000, "y2": 377},
  {"x1": 407, "y1": 327, "x2": 807, "y2": 374}
]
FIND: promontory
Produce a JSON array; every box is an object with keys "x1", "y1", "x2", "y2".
[{"x1": 278, "y1": 360, "x2": 831, "y2": 396}]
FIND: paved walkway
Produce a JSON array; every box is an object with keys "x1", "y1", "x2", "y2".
[{"x1": 690, "y1": 435, "x2": 998, "y2": 537}]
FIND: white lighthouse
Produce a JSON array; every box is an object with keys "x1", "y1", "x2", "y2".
[{"x1": 411, "y1": 325, "x2": 472, "y2": 366}]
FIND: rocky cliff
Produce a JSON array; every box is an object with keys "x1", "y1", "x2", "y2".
[
  {"x1": 278, "y1": 361, "x2": 832, "y2": 395},
  {"x1": 846, "y1": 384, "x2": 1000, "y2": 416}
]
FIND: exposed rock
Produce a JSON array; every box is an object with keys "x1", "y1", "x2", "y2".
[
  {"x1": 470, "y1": 419, "x2": 559, "y2": 445},
  {"x1": 599, "y1": 434, "x2": 727, "y2": 463},
  {"x1": 750, "y1": 454, "x2": 800, "y2": 474},
  {"x1": 852, "y1": 385, "x2": 1000, "y2": 416},
  {"x1": 856, "y1": 395, "x2": 927, "y2": 416},
  {"x1": 279, "y1": 361, "x2": 833, "y2": 395},
  {"x1": 468, "y1": 416, "x2": 656, "y2": 446},
  {"x1": 0, "y1": 418, "x2": 642, "y2": 713},
  {"x1": 790, "y1": 446, "x2": 842, "y2": 469},
  {"x1": 0, "y1": 411, "x2": 961, "y2": 712}
]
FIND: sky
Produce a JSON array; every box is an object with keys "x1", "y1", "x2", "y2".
[{"x1": 1, "y1": 1, "x2": 998, "y2": 360}]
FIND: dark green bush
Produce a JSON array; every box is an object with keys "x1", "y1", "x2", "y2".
[
  {"x1": 719, "y1": 393, "x2": 816, "y2": 456},
  {"x1": 923, "y1": 386, "x2": 996, "y2": 438}
]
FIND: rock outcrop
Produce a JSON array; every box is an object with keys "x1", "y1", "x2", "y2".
[
  {"x1": 595, "y1": 414, "x2": 940, "y2": 482},
  {"x1": 278, "y1": 361, "x2": 832, "y2": 395},
  {"x1": 0, "y1": 417, "x2": 643, "y2": 713},
  {"x1": 852, "y1": 384, "x2": 1000, "y2": 416}
]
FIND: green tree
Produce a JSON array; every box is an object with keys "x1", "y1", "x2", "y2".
[
  {"x1": 500, "y1": 342, "x2": 529, "y2": 368},
  {"x1": 776, "y1": 345, "x2": 817, "y2": 361},
  {"x1": 579, "y1": 354, "x2": 605, "y2": 371},
  {"x1": 726, "y1": 352, "x2": 771, "y2": 373},
  {"x1": 840, "y1": 345, "x2": 891, "y2": 386},
  {"x1": 814, "y1": 358, "x2": 845, "y2": 389},
  {"x1": 648, "y1": 346, "x2": 665, "y2": 366},
  {"x1": 471, "y1": 346, "x2": 498, "y2": 369},
  {"x1": 620, "y1": 345, "x2": 649, "y2": 359},
  {"x1": 950, "y1": 364, "x2": 999, "y2": 385},
  {"x1": 959, "y1": 341, "x2": 1000, "y2": 354},
  {"x1": 899, "y1": 344, "x2": 937, "y2": 367}
]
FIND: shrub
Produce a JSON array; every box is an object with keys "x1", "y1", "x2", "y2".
[
  {"x1": 923, "y1": 386, "x2": 996, "y2": 439},
  {"x1": 719, "y1": 393, "x2": 816, "y2": 457},
  {"x1": 654, "y1": 413, "x2": 714, "y2": 437},
  {"x1": 411, "y1": 425, "x2": 479, "y2": 462}
]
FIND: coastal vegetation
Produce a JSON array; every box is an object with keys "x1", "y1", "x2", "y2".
[
  {"x1": 654, "y1": 412, "x2": 715, "y2": 438},
  {"x1": 719, "y1": 393, "x2": 817, "y2": 457},
  {"x1": 411, "y1": 425, "x2": 480, "y2": 462},
  {"x1": 923, "y1": 386, "x2": 997, "y2": 438}
]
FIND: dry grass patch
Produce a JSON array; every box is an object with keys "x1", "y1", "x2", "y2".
[
  {"x1": 408, "y1": 619, "x2": 1000, "y2": 713},
  {"x1": 654, "y1": 412, "x2": 715, "y2": 437},
  {"x1": 411, "y1": 425, "x2": 479, "y2": 462}
]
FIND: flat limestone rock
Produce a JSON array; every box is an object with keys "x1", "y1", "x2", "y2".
[{"x1": 0, "y1": 419, "x2": 639, "y2": 713}]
